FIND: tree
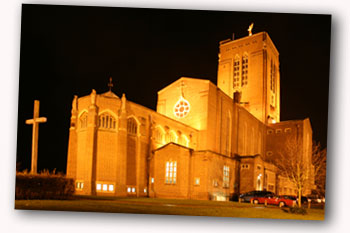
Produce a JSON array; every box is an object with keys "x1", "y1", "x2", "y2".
[
  {"x1": 312, "y1": 141, "x2": 327, "y2": 197},
  {"x1": 270, "y1": 137, "x2": 311, "y2": 207}
]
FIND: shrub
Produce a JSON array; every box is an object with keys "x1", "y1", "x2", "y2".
[
  {"x1": 15, "y1": 172, "x2": 74, "y2": 200},
  {"x1": 289, "y1": 206, "x2": 308, "y2": 215}
]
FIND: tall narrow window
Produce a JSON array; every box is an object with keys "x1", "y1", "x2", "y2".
[
  {"x1": 166, "y1": 131, "x2": 178, "y2": 144},
  {"x1": 165, "y1": 161, "x2": 177, "y2": 184},
  {"x1": 127, "y1": 117, "x2": 138, "y2": 135},
  {"x1": 79, "y1": 112, "x2": 88, "y2": 129},
  {"x1": 226, "y1": 113, "x2": 232, "y2": 155},
  {"x1": 154, "y1": 126, "x2": 165, "y2": 144},
  {"x1": 270, "y1": 60, "x2": 276, "y2": 93},
  {"x1": 233, "y1": 56, "x2": 240, "y2": 88},
  {"x1": 241, "y1": 54, "x2": 248, "y2": 87},
  {"x1": 98, "y1": 113, "x2": 116, "y2": 130},
  {"x1": 179, "y1": 134, "x2": 189, "y2": 147},
  {"x1": 223, "y1": 165, "x2": 230, "y2": 188},
  {"x1": 270, "y1": 60, "x2": 276, "y2": 107}
]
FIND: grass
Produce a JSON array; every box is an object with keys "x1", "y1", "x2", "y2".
[{"x1": 15, "y1": 197, "x2": 325, "y2": 220}]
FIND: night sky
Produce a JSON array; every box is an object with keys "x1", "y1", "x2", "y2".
[{"x1": 17, "y1": 4, "x2": 331, "y2": 173}]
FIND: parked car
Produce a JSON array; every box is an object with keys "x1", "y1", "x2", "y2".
[
  {"x1": 239, "y1": 191, "x2": 274, "y2": 202},
  {"x1": 280, "y1": 195, "x2": 297, "y2": 202},
  {"x1": 307, "y1": 195, "x2": 325, "y2": 204},
  {"x1": 280, "y1": 195, "x2": 309, "y2": 204},
  {"x1": 252, "y1": 194, "x2": 296, "y2": 207}
]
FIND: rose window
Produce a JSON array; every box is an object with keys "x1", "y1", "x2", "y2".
[{"x1": 174, "y1": 96, "x2": 190, "y2": 118}]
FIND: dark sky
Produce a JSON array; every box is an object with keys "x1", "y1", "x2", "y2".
[{"x1": 17, "y1": 4, "x2": 331, "y2": 173}]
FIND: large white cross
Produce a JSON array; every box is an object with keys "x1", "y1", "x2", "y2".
[{"x1": 25, "y1": 100, "x2": 47, "y2": 174}]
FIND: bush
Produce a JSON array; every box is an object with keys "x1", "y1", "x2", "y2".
[
  {"x1": 229, "y1": 193, "x2": 239, "y2": 202},
  {"x1": 289, "y1": 206, "x2": 308, "y2": 215},
  {"x1": 15, "y1": 172, "x2": 75, "y2": 200}
]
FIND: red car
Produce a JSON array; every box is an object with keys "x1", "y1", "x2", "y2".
[{"x1": 251, "y1": 194, "x2": 296, "y2": 207}]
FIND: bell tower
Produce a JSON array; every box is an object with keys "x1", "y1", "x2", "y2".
[{"x1": 217, "y1": 29, "x2": 280, "y2": 124}]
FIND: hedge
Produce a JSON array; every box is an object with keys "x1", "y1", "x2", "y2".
[{"x1": 15, "y1": 173, "x2": 75, "y2": 200}]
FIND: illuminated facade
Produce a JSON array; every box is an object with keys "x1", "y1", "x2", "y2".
[{"x1": 66, "y1": 32, "x2": 314, "y2": 200}]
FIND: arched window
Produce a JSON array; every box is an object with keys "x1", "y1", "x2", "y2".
[
  {"x1": 154, "y1": 126, "x2": 165, "y2": 144},
  {"x1": 179, "y1": 134, "x2": 189, "y2": 147},
  {"x1": 79, "y1": 112, "x2": 88, "y2": 129},
  {"x1": 226, "y1": 112, "x2": 232, "y2": 155},
  {"x1": 127, "y1": 117, "x2": 138, "y2": 135},
  {"x1": 270, "y1": 59, "x2": 276, "y2": 107},
  {"x1": 241, "y1": 54, "x2": 248, "y2": 87},
  {"x1": 270, "y1": 59, "x2": 276, "y2": 93},
  {"x1": 99, "y1": 112, "x2": 116, "y2": 130},
  {"x1": 233, "y1": 55, "x2": 240, "y2": 89},
  {"x1": 166, "y1": 130, "x2": 178, "y2": 144}
]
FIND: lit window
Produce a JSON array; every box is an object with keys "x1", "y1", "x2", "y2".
[
  {"x1": 144, "y1": 188, "x2": 147, "y2": 193},
  {"x1": 165, "y1": 161, "x2": 177, "y2": 184},
  {"x1": 99, "y1": 113, "x2": 116, "y2": 130},
  {"x1": 127, "y1": 117, "x2": 138, "y2": 135},
  {"x1": 96, "y1": 183, "x2": 101, "y2": 191},
  {"x1": 103, "y1": 184, "x2": 108, "y2": 191},
  {"x1": 76, "y1": 182, "x2": 84, "y2": 190},
  {"x1": 194, "y1": 178, "x2": 200, "y2": 185},
  {"x1": 223, "y1": 165, "x2": 230, "y2": 188},
  {"x1": 270, "y1": 59, "x2": 276, "y2": 93},
  {"x1": 271, "y1": 94, "x2": 275, "y2": 107},
  {"x1": 241, "y1": 54, "x2": 248, "y2": 87},
  {"x1": 108, "y1": 184, "x2": 114, "y2": 191},
  {"x1": 132, "y1": 187, "x2": 135, "y2": 193},
  {"x1": 233, "y1": 55, "x2": 240, "y2": 88},
  {"x1": 179, "y1": 134, "x2": 189, "y2": 147},
  {"x1": 79, "y1": 112, "x2": 88, "y2": 129},
  {"x1": 151, "y1": 177, "x2": 154, "y2": 183},
  {"x1": 127, "y1": 187, "x2": 131, "y2": 193},
  {"x1": 270, "y1": 60, "x2": 277, "y2": 107},
  {"x1": 154, "y1": 127, "x2": 165, "y2": 144},
  {"x1": 166, "y1": 131, "x2": 178, "y2": 144}
]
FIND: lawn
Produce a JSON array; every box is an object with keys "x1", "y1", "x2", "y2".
[{"x1": 15, "y1": 197, "x2": 325, "y2": 220}]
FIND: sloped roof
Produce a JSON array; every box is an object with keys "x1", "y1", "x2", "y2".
[
  {"x1": 100, "y1": 91, "x2": 119, "y2": 99},
  {"x1": 157, "y1": 77, "x2": 214, "y2": 95}
]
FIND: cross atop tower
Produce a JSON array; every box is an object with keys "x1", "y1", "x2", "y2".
[
  {"x1": 108, "y1": 77, "x2": 114, "y2": 92},
  {"x1": 25, "y1": 100, "x2": 47, "y2": 174}
]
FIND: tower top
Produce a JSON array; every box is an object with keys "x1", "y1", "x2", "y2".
[{"x1": 248, "y1": 23, "x2": 254, "y2": 36}]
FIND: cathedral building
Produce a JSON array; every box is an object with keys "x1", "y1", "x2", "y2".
[{"x1": 66, "y1": 31, "x2": 315, "y2": 200}]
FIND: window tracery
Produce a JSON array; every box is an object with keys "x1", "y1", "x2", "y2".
[
  {"x1": 127, "y1": 117, "x2": 138, "y2": 135},
  {"x1": 241, "y1": 54, "x2": 248, "y2": 87},
  {"x1": 98, "y1": 112, "x2": 116, "y2": 130},
  {"x1": 79, "y1": 112, "x2": 88, "y2": 129}
]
